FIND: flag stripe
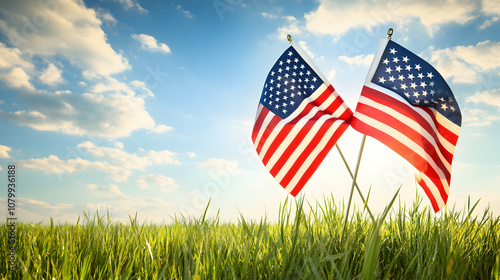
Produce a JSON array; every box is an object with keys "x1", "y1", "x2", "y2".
[
  {"x1": 357, "y1": 94, "x2": 453, "y2": 172},
  {"x1": 353, "y1": 111, "x2": 450, "y2": 200}
]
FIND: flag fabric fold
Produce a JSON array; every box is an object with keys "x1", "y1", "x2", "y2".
[
  {"x1": 351, "y1": 38, "x2": 462, "y2": 212},
  {"x1": 252, "y1": 42, "x2": 352, "y2": 196}
]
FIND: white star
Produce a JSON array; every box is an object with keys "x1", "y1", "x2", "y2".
[
  {"x1": 300, "y1": 64, "x2": 305, "y2": 69},
  {"x1": 415, "y1": 64, "x2": 421, "y2": 71},
  {"x1": 275, "y1": 97, "x2": 280, "y2": 102},
  {"x1": 270, "y1": 79, "x2": 274, "y2": 84},
  {"x1": 393, "y1": 57, "x2": 400, "y2": 63},
  {"x1": 275, "y1": 104, "x2": 280, "y2": 109},
  {"x1": 389, "y1": 48, "x2": 397, "y2": 54},
  {"x1": 413, "y1": 91, "x2": 420, "y2": 98},
  {"x1": 293, "y1": 65, "x2": 298, "y2": 70},
  {"x1": 312, "y1": 77, "x2": 317, "y2": 82},
  {"x1": 288, "y1": 51, "x2": 293, "y2": 56},
  {"x1": 292, "y1": 72, "x2": 297, "y2": 76},
  {"x1": 277, "y1": 76, "x2": 282, "y2": 81},
  {"x1": 405, "y1": 65, "x2": 412, "y2": 71},
  {"x1": 422, "y1": 90, "x2": 428, "y2": 96},
  {"x1": 398, "y1": 75, "x2": 405, "y2": 81},
  {"x1": 420, "y1": 81, "x2": 426, "y2": 88},
  {"x1": 290, "y1": 93, "x2": 295, "y2": 98},
  {"x1": 441, "y1": 103, "x2": 448, "y2": 111},
  {"x1": 424, "y1": 99, "x2": 429, "y2": 104},
  {"x1": 286, "y1": 59, "x2": 291, "y2": 64},
  {"x1": 310, "y1": 85, "x2": 315, "y2": 90},
  {"x1": 282, "y1": 103, "x2": 287, "y2": 107},
  {"x1": 386, "y1": 67, "x2": 393, "y2": 74},
  {"x1": 429, "y1": 81, "x2": 435, "y2": 87},
  {"x1": 401, "y1": 84, "x2": 408, "y2": 90},
  {"x1": 285, "y1": 66, "x2": 290, "y2": 71},
  {"x1": 276, "y1": 83, "x2": 281, "y2": 88},
  {"x1": 299, "y1": 71, "x2": 304, "y2": 76},
  {"x1": 284, "y1": 80, "x2": 289, "y2": 85},
  {"x1": 405, "y1": 92, "x2": 410, "y2": 98},
  {"x1": 410, "y1": 82, "x2": 417, "y2": 89},
  {"x1": 450, "y1": 106, "x2": 456, "y2": 112},
  {"x1": 284, "y1": 73, "x2": 289, "y2": 78},
  {"x1": 275, "y1": 91, "x2": 280, "y2": 96},
  {"x1": 291, "y1": 79, "x2": 296, "y2": 83},
  {"x1": 304, "y1": 78, "x2": 309, "y2": 83},
  {"x1": 282, "y1": 109, "x2": 287, "y2": 114},
  {"x1": 439, "y1": 97, "x2": 445, "y2": 102},
  {"x1": 270, "y1": 71, "x2": 275, "y2": 76},
  {"x1": 290, "y1": 85, "x2": 295, "y2": 90},
  {"x1": 383, "y1": 58, "x2": 390, "y2": 65},
  {"x1": 427, "y1": 72, "x2": 434, "y2": 79},
  {"x1": 283, "y1": 95, "x2": 288, "y2": 100},
  {"x1": 379, "y1": 77, "x2": 386, "y2": 83},
  {"x1": 415, "y1": 99, "x2": 421, "y2": 104},
  {"x1": 306, "y1": 71, "x2": 311, "y2": 75},
  {"x1": 294, "y1": 58, "x2": 299, "y2": 63},
  {"x1": 402, "y1": 56, "x2": 409, "y2": 63},
  {"x1": 269, "y1": 100, "x2": 273, "y2": 105},
  {"x1": 278, "y1": 68, "x2": 283, "y2": 73},
  {"x1": 389, "y1": 76, "x2": 396, "y2": 82},
  {"x1": 269, "y1": 86, "x2": 274, "y2": 91},
  {"x1": 418, "y1": 73, "x2": 424, "y2": 79},
  {"x1": 395, "y1": 66, "x2": 402, "y2": 72},
  {"x1": 283, "y1": 88, "x2": 288, "y2": 93},
  {"x1": 279, "y1": 61, "x2": 283, "y2": 66},
  {"x1": 430, "y1": 90, "x2": 435, "y2": 95}
]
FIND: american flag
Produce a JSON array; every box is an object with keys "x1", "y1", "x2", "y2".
[
  {"x1": 351, "y1": 38, "x2": 461, "y2": 212},
  {"x1": 252, "y1": 42, "x2": 352, "y2": 196}
]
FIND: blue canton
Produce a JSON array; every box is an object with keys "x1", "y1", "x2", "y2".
[
  {"x1": 261, "y1": 46, "x2": 323, "y2": 119},
  {"x1": 372, "y1": 40, "x2": 462, "y2": 126}
]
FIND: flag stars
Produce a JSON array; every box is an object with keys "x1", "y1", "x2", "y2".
[
  {"x1": 429, "y1": 81, "x2": 435, "y2": 87},
  {"x1": 398, "y1": 75, "x2": 405, "y2": 81},
  {"x1": 427, "y1": 72, "x2": 434, "y2": 79},
  {"x1": 390, "y1": 48, "x2": 397, "y2": 54},
  {"x1": 408, "y1": 74, "x2": 414, "y2": 80},
  {"x1": 420, "y1": 81, "x2": 427, "y2": 88},
  {"x1": 441, "y1": 103, "x2": 448, "y2": 111},
  {"x1": 395, "y1": 65, "x2": 402, "y2": 72},
  {"x1": 306, "y1": 70, "x2": 311, "y2": 75},
  {"x1": 402, "y1": 56, "x2": 409, "y2": 63},
  {"x1": 383, "y1": 58, "x2": 390, "y2": 65},
  {"x1": 406, "y1": 65, "x2": 412, "y2": 71},
  {"x1": 401, "y1": 84, "x2": 408, "y2": 90},
  {"x1": 413, "y1": 91, "x2": 420, "y2": 98},
  {"x1": 393, "y1": 57, "x2": 400, "y2": 63},
  {"x1": 379, "y1": 77, "x2": 386, "y2": 83},
  {"x1": 418, "y1": 73, "x2": 424, "y2": 79},
  {"x1": 312, "y1": 77, "x2": 317, "y2": 82},
  {"x1": 450, "y1": 106, "x2": 456, "y2": 112},
  {"x1": 415, "y1": 64, "x2": 422, "y2": 71},
  {"x1": 288, "y1": 51, "x2": 293, "y2": 56},
  {"x1": 410, "y1": 82, "x2": 417, "y2": 89},
  {"x1": 294, "y1": 58, "x2": 299, "y2": 63},
  {"x1": 386, "y1": 67, "x2": 393, "y2": 74},
  {"x1": 389, "y1": 76, "x2": 396, "y2": 82},
  {"x1": 285, "y1": 66, "x2": 290, "y2": 71},
  {"x1": 286, "y1": 59, "x2": 291, "y2": 64}
]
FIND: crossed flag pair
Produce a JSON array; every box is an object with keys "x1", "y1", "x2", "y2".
[{"x1": 252, "y1": 35, "x2": 461, "y2": 213}]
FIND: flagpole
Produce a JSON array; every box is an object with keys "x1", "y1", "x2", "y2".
[
  {"x1": 335, "y1": 143, "x2": 375, "y2": 222},
  {"x1": 340, "y1": 28, "x2": 394, "y2": 244},
  {"x1": 340, "y1": 134, "x2": 367, "y2": 244}
]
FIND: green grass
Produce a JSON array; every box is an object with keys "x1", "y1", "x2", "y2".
[{"x1": 2, "y1": 193, "x2": 500, "y2": 279}]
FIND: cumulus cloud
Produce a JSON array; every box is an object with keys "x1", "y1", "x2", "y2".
[
  {"x1": 0, "y1": 67, "x2": 33, "y2": 89},
  {"x1": 0, "y1": 144, "x2": 11, "y2": 158},
  {"x1": 136, "y1": 174, "x2": 178, "y2": 190},
  {"x1": 197, "y1": 158, "x2": 240, "y2": 173},
  {"x1": 338, "y1": 54, "x2": 374, "y2": 66},
  {"x1": 0, "y1": 0, "x2": 130, "y2": 76},
  {"x1": 132, "y1": 34, "x2": 171, "y2": 54},
  {"x1": 430, "y1": 40, "x2": 500, "y2": 84},
  {"x1": 0, "y1": 42, "x2": 33, "y2": 70},
  {"x1": 151, "y1": 124, "x2": 173, "y2": 133},
  {"x1": 39, "y1": 63, "x2": 63, "y2": 86},
  {"x1": 176, "y1": 5, "x2": 194, "y2": 18},
  {"x1": 462, "y1": 108, "x2": 500, "y2": 126},
  {"x1": 467, "y1": 88, "x2": 500, "y2": 108},
  {"x1": 304, "y1": 0, "x2": 478, "y2": 37},
  {"x1": 114, "y1": 0, "x2": 147, "y2": 13}
]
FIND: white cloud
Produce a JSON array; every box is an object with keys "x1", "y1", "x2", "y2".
[
  {"x1": 147, "y1": 150, "x2": 180, "y2": 165},
  {"x1": 298, "y1": 41, "x2": 315, "y2": 59},
  {"x1": 39, "y1": 63, "x2": 63, "y2": 86},
  {"x1": 0, "y1": 144, "x2": 11, "y2": 158},
  {"x1": 0, "y1": 0, "x2": 130, "y2": 76},
  {"x1": 151, "y1": 124, "x2": 173, "y2": 133},
  {"x1": 338, "y1": 54, "x2": 374, "y2": 66},
  {"x1": 176, "y1": 5, "x2": 194, "y2": 18},
  {"x1": 0, "y1": 42, "x2": 33, "y2": 69},
  {"x1": 261, "y1": 12, "x2": 278, "y2": 19},
  {"x1": 136, "y1": 174, "x2": 178, "y2": 190},
  {"x1": 130, "y1": 80, "x2": 154, "y2": 97},
  {"x1": 114, "y1": 0, "x2": 147, "y2": 13},
  {"x1": 198, "y1": 158, "x2": 240, "y2": 173},
  {"x1": 304, "y1": 0, "x2": 478, "y2": 37},
  {"x1": 277, "y1": 16, "x2": 303, "y2": 40},
  {"x1": 0, "y1": 67, "x2": 33, "y2": 89},
  {"x1": 462, "y1": 108, "x2": 500, "y2": 126},
  {"x1": 20, "y1": 155, "x2": 132, "y2": 182},
  {"x1": 467, "y1": 89, "x2": 500, "y2": 108},
  {"x1": 0, "y1": 89, "x2": 157, "y2": 138},
  {"x1": 132, "y1": 34, "x2": 171, "y2": 54},
  {"x1": 187, "y1": 152, "x2": 197, "y2": 158},
  {"x1": 430, "y1": 40, "x2": 500, "y2": 84}
]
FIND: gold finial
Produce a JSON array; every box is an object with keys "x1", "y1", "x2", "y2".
[
  {"x1": 287, "y1": 34, "x2": 292, "y2": 43},
  {"x1": 387, "y1": 28, "x2": 394, "y2": 40}
]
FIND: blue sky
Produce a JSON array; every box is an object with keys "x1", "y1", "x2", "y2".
[{"x1": 1, "y1": 0, "x2": 499, "y2": 223}]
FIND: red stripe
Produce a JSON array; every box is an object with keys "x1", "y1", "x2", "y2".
[
  {"x1": 289, "y1": 122, "x2": 350, "y2": 196},
  {"x1": 262, "y1": 87, "x2": 344, "y2": 165},
  {"x1": 255, "y1": 114, "x2": 282, "y2": 154},
  {"x1": 420, "y1": 106, "x2": 459, "y2": 146},
  {"x1": 351, "y1": 116, "x2": 449, "y2": 203},
  {"x1": 252, "y1": 106, "x2": 268, "y2": 143},
  {"x1": 355, "y1": 102, "x2": 451, "y2": 180},
  {"x1": 360, "y1": 87, "x2": 456, "y2": 164},
  {"x1": 279, "y1": 116, "x2": 338, "y2": 188}
]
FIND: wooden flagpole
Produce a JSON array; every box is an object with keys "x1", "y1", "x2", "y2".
[{"x1": 340, "y1": 28, "x2": 394, "y2": 244}]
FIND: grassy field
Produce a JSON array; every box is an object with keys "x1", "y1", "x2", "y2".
[{"x1": 2, "y1": 193, "x2": 500, "y2": 279}]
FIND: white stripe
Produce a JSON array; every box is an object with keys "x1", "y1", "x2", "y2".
[
  {"x1": 284, "y1": 120, "x2": 343, "y2": 192},
  {"x1": 355, "y1": 112, "x2": 448, "y2": 184},
  {"x1": 254, "y1": 103, "x2": 264, "y2": 123},
  {"x1": 253, "y1": 109, "x2": 275, "y2": 149},
  {"x1": 359, "y1": 96, "x2": 452, "y2": 171}
]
